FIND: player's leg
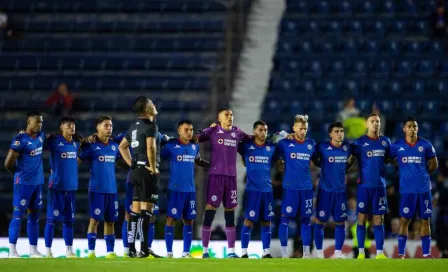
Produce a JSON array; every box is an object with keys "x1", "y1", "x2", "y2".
[
  {"x1": 137, "y1": 172, "x2": 158, "y2": 258},
  {"x1": 372, "y1": 187, "x2": 388, "y2": 259},
  {"x1": 127, "y1": 168, "x2": 144, "y2": 256},
  {"x1": 103, "y1": 193, "x2": 118, "y2": 258},
  {"x1": 418, "y1": 192, "x2": 433, "y2": 258},
  {"x1": 148, "y1": 205, "x2": 161, "y2": 257},
  {"x1": 241, "y1": 190, "x2": 259, "y2": 258},
  {"x1": 9, "y1": 184, "x2": 29, "y2": 257},
  {"x1": 122, "y1": 181, "x2": 132, "y2": 256},
  {"x1": 87, "y1": 191, "x2": 103, "y2": 258},
  {"x1": 63, "y1": 191, "x2": 76, "y2": 257},
  {"x1": 315, "y1": 188, "x2": 330, "y2": 258},
  {"x1": 165, "y1": 190, "x2": 180, "y2": 258},
  {"x1": 27, "y1": 185, "x2": 43, "y2": 257},
  {"x1": 398, "y1": 193, "x2": 414, "y2": 258},
  {"x1": 356, "y1": 186, "x2": 370, "y2": 259},
  {"x1": 333, "y1": 192, "x2": 348, "y2": 259},
  {"x1": 260, "y1": 192, "x2": 274, "y2": 258},
  {"x1": 182, "y1": 192, "x2": 196, "y2": 258},
  {"x1": 202, "y1": 175, "x2": 222, "y2": 258},
  {"x1": 299, "y1": 189, "x2": 313, "y2": 258},
  {"x1": 44, "y1": 188, "x2": 62, "y2": 257},
  {"x1": 223, "y1": 176, "x2": 239, "y2": 258},
  {"x1": 279, "y1": 189, "x2": 299, "y2": 258}
]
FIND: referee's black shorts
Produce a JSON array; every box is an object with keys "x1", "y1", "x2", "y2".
[{"x1": 130, "y1": 166, "x2": 159, "y2": 203}]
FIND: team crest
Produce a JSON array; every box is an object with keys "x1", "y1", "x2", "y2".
[
  {"x1": 95, "y1": 209, "x2": 101, "y2": 215},
  {"x1": 286, "y1": 206, "x2": 293, "y2": 213},
  {"x1": 381, "y1": 141, "x2": 387, "y2": 146},
  {"x1": 319, "y1": 211, "x2": 325, "y2": 217},
  {"x1": 53, "y1": 210, "x2": 60, "y2": 217},
  {"x1": 358, "y1": 202, "x2": 364, "y2": 208},
  {"x1": 171, "y1": 208, "x2": 177, "y2": 215},
  {"x1": 20, "y1": 199, "x2": 27, "y2": 206},
  {"x1": 403, "y1": 207, "x2": 409, "y2": 214},
  {"x1": 218, "y1": 139, "x2": 224, "y2": 144},
  {"x1": 249, "y1": 210, "x2": 256, "y2": 217},
  {"x1": 111, "y1": 145, "x2": 116, "y2": 151},
  {"x1": 343, "y1": 145, "x2": 347, "y2": 151},
  {"x1": 418, "y1": 146, "x2": 424, "y2": 152},
  {"x1": 307, "y1": 144, "x2": 312, "y2": 150},
  {"x1": 231, "y1": 132, "x2": 236, "y2": 138},
  {"x1": 14, "y1": 141, "x2": 20, "y2": 146},
  {"x1": 266, "y1": 146, "x2": 271, "y2": 151},
  {"x1": 191, "y1": 145, "x2": 196, "y2": 150}
]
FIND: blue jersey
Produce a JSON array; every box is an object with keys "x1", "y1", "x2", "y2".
[
  {"x1": 44, "y1": 134, "x2": 79, "y2": 191},
  {"x1": 238, "y1": 140, "x2": 277, "y2": 192},
  {"x1": 352, "y1": 135, "x2": 391, "y2": 188},
  {"x1": 10, "y1": 132, "x2": 44, "y2": 185},
  {"x1": 161, "y1": 138, "x2": 199, "y2": 192},
  {"x1": 390, "y1": 138, "x2": 437, "y2": 194},
  {"x1": 79, "y1": 140, "x2": 120, "y2": 194},
  {"x1": 277, "y1": 138, "x2": 316, "y2": 190},
  {"x1": 317, "y1": 141, "x2": 351, "y2": 193}
]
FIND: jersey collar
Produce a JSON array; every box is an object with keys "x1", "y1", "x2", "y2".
[
  {"x1": 404, "y1": 137, "x2": 420, "y2": 147},
  {"x1": 253, "y1": 140, "x2": 266, "y2": 147},
  {"x1": 365, "y1": 134, "x2": 380, "y2": 141},
  {"x1": 178, "y1": 138, "x2": 190, "y2": 145}
]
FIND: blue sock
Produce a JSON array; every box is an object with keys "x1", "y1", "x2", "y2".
[
  {"x1": 104, "y1": 235, "x2": 115, "y2": 253},
  {"x1": 44, "y1": 221, "x2": 55, "y2": 248},
  {"x1": 87, "y1": 233, "x2": 96, "y2": 251},
  {"x1": 398, "y1": 234, "x2": 407, "y2": 255},
  {"x1": 373, "y1": 225, "x2": 384, "y2": 251},
  {"x1": 261, "y1": 226, "x2": 271, "y2": 250},
  {"x1": 122, "y1": 220, "x2": 128, "y2": 248},
  {"x1": 241, "y1": 225, "x2": 252, "y2": 250},
  {"x1": 27, "y1": 212, "x2": 39, "y2": 246},
  {"x1": 357, "y1": 224, "x2": 366, "y2": 249},
  {"x1": 279, "y1": 217, "x2": 289, "y2": 247},
  {"x1": 148, "y1": 222, "x2": 155, "y2": 248},
  {"x1": 421, "y1": 235, "x2": 431, "y2": 256},
  {"x1": 301, "y1": 220, "x2": 311, "y2": 246},
  {"x1": 63, "y1": 222, "x2": 74, "y2": 246},
  {"x1": 335, "y1": 224, "x2": 345, "y2": 250},
  {"x1": 314, "y1": 224, "x2": 324, "y2": 250},
  {"x1": 165, "y1": 225, "x2": 174, "y2": 253},
  {"x1": 8, "y1": 213, "x2": 21, "y2": 244},
  {"x1": 183, "y1": 225, "x2": 193, "y2": 254}
]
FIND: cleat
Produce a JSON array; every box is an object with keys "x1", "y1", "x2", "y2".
[
  {"x1": 282, "y1": 255, "x2": 289, "y2": 259},
  {"x1": 183, "y1": 254, "x2": 193, "y2": 258},
  {"x1": 202, "y1": 253, "x2": 210, "y2": 259},
  {"x1": 376, "y1": 253, "x2": 388, "y2": 259},
  {"x1": 241, "y1": 254, "x2": 249, "y2": 258},
  {"x1": 87, "y1": 252, "x2": 96, "y2": 259},
  {"x1": 262, "y1": 254, "x2": 273, "y2": 259},
  {"x1": 8, "y1": 252, "x2": 21, "y2": 258},
  {"x1": 423, "y1": 255, "x2": 433, "y2": 259},
  {"x1": 316, "y1": 251, "x2": 324, "y2": 259},
  {"x1": 166, "y1": 253, "x2": 173, "y2": 258},
  {"x1": 137, "y1": 251, "x2": 150, "y2": 258},
  {"x1": 106, "y1": 252, "x2": 117, "y2": 259},
  {"x1": 399, "y1": 254, "x2": 405, "y2": 259},
  {"x1": 357, "y1": 253, "x2": 365, "y2": 259},
  {"x1": 302, "y1": 252, "x2": 312, "y2": 259},
  {"x1": 149, "y1": 249, "x2": 162, "y2": 258},
  {"x1": 66, "y1": 252, "x2": 77, "y2": 258},
  {"x1": 227, "y1": 253, "x2": 239, "y2": 258},
  {"x1": 30, "y1": 252, "x2": 44, "y2": 258},
  {"x1": 333, "y1": 254, "x2": 345, "y2": 259},
  {"x1": 46, "y1": 253, "x2": 54, "y2": 258},
  {"x1": 125, "y1": 251, "x2": 137, "y2": 258}
]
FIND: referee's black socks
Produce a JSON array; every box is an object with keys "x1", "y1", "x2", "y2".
[
  {"x1": 127, "y1": 211, "x2": 139, "y2": 253},
  {"x1": 139, "y1": 210, "x2": 153, "y2": 253}
]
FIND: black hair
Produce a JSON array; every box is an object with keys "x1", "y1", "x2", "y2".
[
  {"x1": 253, "y1": 120, "x2": 267, "y2": 130},
  {"x1": 60, "y1": 117, "x2": 76, "y2": 126},
  {"x1": 403, "y1": 117, "x2": 417, "y2": 126},
  {"x1": 217, "y1": 107, "x2": 231, "y2": 117},
  {"x1": 328, "y1": 121, "x2": 344, "y2": 133},
  {"x1": 26, "y1": 111, "x2": 42, "y2": 119},
  {"x1": 95, "y1": 116, "x2": 112, "y2": 127},
  {"x1": 367, "y1": 113, "x2": 380, "y2": 119},
  {"x1": 132, "y1": 96, "x2": 149, "y2": 115},
  {"x1": 178, "y1": 120, "x2": 193, "y2": 128}
]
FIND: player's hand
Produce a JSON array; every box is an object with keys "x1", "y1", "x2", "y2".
[
  {"x1": 87, "y1": 133, "x2": 99, "y2": 143},
  {"x1": 190, "y1": 135, "x2": 199, "y2": 144},
  {"x1": 209, "y1": 123, "x2": 218, "y2": 128},
  {"x1": 18, "y1": 130, "x2": 25, "y2": 134},
  {"x1": 146, "y1": 166, "x2": 160, "y2": 175},
  {"x1": 286, "y1": 133, "x2": 295, "y2": 140}
]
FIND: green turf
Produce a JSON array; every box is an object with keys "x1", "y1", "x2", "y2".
[{"x1": 1, "y1": 259, "x2": 447, "y2": 272}]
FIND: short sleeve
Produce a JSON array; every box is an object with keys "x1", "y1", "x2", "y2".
[
  {"x1": 160, "y1": 144, "x2": 171, "y2": 159},
  {"x1": 10, "y1": 134, "x2": 24, "y2": 153},
  {"x1": 276, "y1": 140, "x2": 285, "y2": 158},
  {"x1": 195, "y1": 145, "x2": 201, "y2": 160},
  {"x1": 238, "y1": 128, "x2": 251, "y2": 142},
  {"x1": 43, "y1": 135, "x2": 53, "y2": 151},
  {"x1": 389, "y1": 143, "x2": 397, "y2": 159},
  {"x1": 114, "y1": 132, "x2": 126, "y2": 143},
  {"x1": 78, "y1": 144, "x2": 91, "y2": 161},
  {"x1": 426, "y1": 142, "x2": 437, "y2": 160},
  {"x1": 158, "y1": 132, "x2": 170, "y2": 146},
  {"x1": 125, "y1": 128, "x2": 132, "y2": 142},
  {"x1": 145, "y1": 123, "x2": 158, "y2": 138},
  {"x1": 351, "y1": 141, "x2": 360, "y2": 156},
  {"x1": 237, "y1": 142, "x2": 245, "y2": 157},
  {"x1": 197, "y1": 127, "x2": 214, "y2": 142}
]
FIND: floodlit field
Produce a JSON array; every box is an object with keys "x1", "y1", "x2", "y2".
[{"x1": 1, "y1": 258, "x2": 447, "y2": 272}]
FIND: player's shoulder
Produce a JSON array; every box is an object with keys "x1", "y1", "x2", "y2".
[
  {"x1": 266, "y1": 140, "x2": 276, "y2": 148},
  {"x1": 306, "y1": 138, "x2": 317, "y2": 145},
  {"x1": 418, "y1": 137, "x2": 433, "y2": 147},
  {"x1": 166, "y1": 138, "x2": 178, "y2": 146},
  {"x1": 354, "y1": 135, "x2": 366, "y2": 144},
  {"x1": 380, "y1": 135, "x2": 392, "y2": 143}
]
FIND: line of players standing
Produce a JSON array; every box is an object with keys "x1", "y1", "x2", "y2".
[{"x1": 4, "y1": 96, "x2": 439, "y2": 259}]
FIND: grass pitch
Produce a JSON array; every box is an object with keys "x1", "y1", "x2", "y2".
[{"x1": 1, "y1": 259, "x2": 446, "y2": 272}]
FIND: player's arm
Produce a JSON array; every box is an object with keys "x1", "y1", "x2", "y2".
[
  {"x1": 4, "y1": 149, "x2": 20, "y2": 175},
  {"x1": 427, "y1": 157, "x2": 438, "y2": 174},
  {"x1": 116, "y1": 158, "x2": 130, "y2": 170},
  {"x1": 77, "y1": 142, "x2": 90, "y2": 165},
  {"x1": 119, "y1": 137, "x2": 132, "y2": 167},
  {"x1": 195, "y1": 155, "x2": 210, "y2": 168},
  {"x1": 346, "y1": 155, "x2": 357, "y2": 171},
  {"x1": 146, "y1": 136, "x2": 158, "y2": 174},
  {"x1": 196, "y1": 127, "x2": 214, "y2": 143}
]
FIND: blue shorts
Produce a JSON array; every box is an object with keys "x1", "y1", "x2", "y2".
[
  {"x1": 281, "y1": 189, "x2": 313, "y2": 218},
  {"x1": 167, "y1": 191, "x2": 196, "y2": 221},
  {"x1": 47, "y1": 189, "x2": 76, "y2": 222},
  {"x1": 316, "y1": 188, "x2": 347, "y2": 222},
  {"x1": 400, "y1": 192, "x2": 433, "y2": 219},
  {"x1": 356, "y1": 186, "x2": 387, "y2": 215},
  {"x1": 244, "y1": 190, "x2": 274, "y2": 222},
  {"x1": 13, "y1": 184, "x2": 43, "y2": 211},
  {"x1": 89, "y1": 191, "x2": 118, "y2": 222},
  {"x1": 124, "y1": 182, "x2": 159, "y2": 215}
]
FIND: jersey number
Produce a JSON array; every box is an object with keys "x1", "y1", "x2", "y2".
[
  {"x1": 305, "y1": 199, "x2": 313, "y2": 208},
  {"x1": 190, "y1": 201, "x2": 196, "y2": 209},
  {"x1": 131, "y1": 130, "x2": 139, "y2": 148},
  {"x1": 231, "y1": 190, "x2": 237, "y2": 199}
]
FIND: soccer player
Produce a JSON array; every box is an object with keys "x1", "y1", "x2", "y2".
[
  {"x1": 116, "y1": 131, "x2": 169, "y2": 258},
  {"x1": 161, "y1": 120, "x2": 209, "y2": 258},
  {"x1": 276, "y1": 114, "x2": 316, "y2": 258},
  {"x1": 43, "y1": 117, "x2": 79, "y2": 258},
  {"x1": 239, "y1": 120, "x2": 276, "y2": 259},
  {"x1": 352, "y1": 113, "x2": 391, "y2": 259},
  {"x1": 389, "y1": 117, "x2": 438, "y2": 258},
  {"x1": 4, "y1": 111, "x2": 44, "y2": 258},
  {"x1": 197, "y1": 108, "x2": 250, "y2": 258},
  {"x1": 78, "y1": 116, "x2": 121, "y2": 259},
  {"x1": 119, "y1": 96, "x2": 160, "y2": 258},
  {"x1": 314, "y1": 122, "x2": 352, "y2": 259}
]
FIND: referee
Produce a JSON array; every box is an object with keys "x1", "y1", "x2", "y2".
[{"x1": 119, "y1": 96, "x2": 161, "y2": 258}]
